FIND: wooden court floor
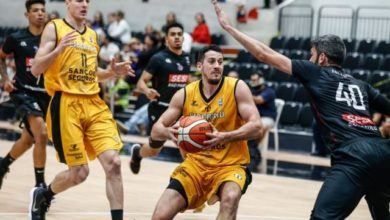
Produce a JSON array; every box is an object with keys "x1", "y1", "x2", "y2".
[{"x1": 0, "y1": 139, "x2": 371, "y2": 220}]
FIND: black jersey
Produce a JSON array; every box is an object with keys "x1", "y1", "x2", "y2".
[
  {"x1": 145, "y1": 48, "x2": 191, "y2": 104},
  {"x1": 2, "y1": 28, "x2": 45, "y2": 92},
  {"x1": 292, "y1": 60, "x2": 385, "y2": 149}
]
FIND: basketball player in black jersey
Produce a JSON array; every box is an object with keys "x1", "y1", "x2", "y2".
[
  {"x1": 213, "y1": 1, "x2": 390, "y2": 219},
  {"x1": 130, "y1": 22, "x2": 191, "y2": 174},
  {"x1": 0, "y1": 0, "x2": 49, "y2": 190}
]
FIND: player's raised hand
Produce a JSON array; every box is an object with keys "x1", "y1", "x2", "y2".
[
  {"x1": 110, "y1": 57, "x2": 135, "y2": 77},
  {"x1": 211, "y1": 0, "x2": 232, "y2": 31},
  {"x1": 56, "y1": 30, "x2": 77, "y2": 53},
  {"x1": 145, "y1": 88, "x2": 160, "y2": 101}
]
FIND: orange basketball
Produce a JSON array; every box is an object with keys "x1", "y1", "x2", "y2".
[{"x1": 176, "y1": 116, "x2": 213, "y2": 153}]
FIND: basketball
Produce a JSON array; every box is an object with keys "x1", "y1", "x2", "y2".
[{"x1": 176, "y1": 116, "x2": 213, "y2": 153}]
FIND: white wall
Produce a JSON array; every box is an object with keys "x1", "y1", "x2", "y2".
[
  {"x1": 291, "y1": 0, "x2": 390, "y2": 37},
  {"x1": 0, "y1": 0, "x2": 236, "y2": 35}
]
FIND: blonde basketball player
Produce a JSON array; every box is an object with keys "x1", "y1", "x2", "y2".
[
  {"x1": 149, "y1": 45, "x2": 263, "y2": 219},
  {"x1": 29, "y1": 0, "x2": 134, "y2": 219}
]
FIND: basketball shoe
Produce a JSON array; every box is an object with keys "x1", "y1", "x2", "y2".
[
  {"x1": 129, "y1": 144, "x2": 142, "y2": 174},
  {"x1": 29, "y1": 187, "x2": 52, "y2": 220}
]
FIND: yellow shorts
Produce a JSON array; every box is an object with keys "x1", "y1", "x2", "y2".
[
  {"x1": 170, "y1": 158, "x2": 251, "y2": 210},
  {"x1": 46, "y1": 92, "x2": 122, "y2": 166}
]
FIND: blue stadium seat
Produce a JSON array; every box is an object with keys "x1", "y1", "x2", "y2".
[
  {"x1": 293, "y1": 85, "x2": 310, "y2": 103},
  {"x1": 289, "y1": 50, "x2": 308, "y2": 60},
  {"x1": 256, "y1": 64, "x2": 271, "y2": 79},
  {"x1": 374, "y1": 40, "x2": 390, "y2": 55},
  {"x1": 298, "y1": 103, "x2": 313, "y2": 129},
  {"x1": 276, "y1": 82, "x2": 298, "y2": 101},
  {"x1": 343, "y1": 39, "x2": 357, "y2": 52},
  {"x1": 269, "y1": 67, "x2": 291, "y2": 83},
  {"x1": 270, "y1": 36, "x2": 286, "y2": 50},
  {"x1": 284, "y1": 37, "x2": 303, "y2": 51},
  {"x1": 351, "y1": 69, "x2": 371, "y2": 81},
  {"x1": 237, "y1": 63, "x2": 255, "y2": 81},
  {"x1": 300, "y1": 37, "x2": 311, "y2": 51},
  {"x1": 359, "y1": 53, "x2": 383, "y2": 71},
  {"x1": 279, "y1": 101, "x2": 302, "y2": 128},
  {"x1": 357, "y1": 39, "x2": 376, "y2": 54},
  {"x1": 379, "y1": 55, "x2": 390, "y2": 71},
  {"x1": 343, "y1": 52, "x2": 363, "y2": 70},
  {"x1": 211, "y1": 33, "x2": 226, "y2": 45},
  {"x1": 223, "y1": 62, "x2": 239, "y2": 75},
  {"x1": 235, "y1": 50, "x2": 253, "y2": 63}
]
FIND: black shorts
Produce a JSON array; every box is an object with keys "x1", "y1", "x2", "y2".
[
  {"x1": 9, "y1": 90, "x2": 50, "y2": 135},
  {"x1": 311, "y1": 137, "x2": 390, "y2": 220},
  {"x1": 147, "y1": 101, "x2": 168, "y2": 135}
]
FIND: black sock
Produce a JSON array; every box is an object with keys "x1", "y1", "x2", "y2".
[
  {"x1": 1, "y1": 153, "x2": 15, "y2": 169},
  {"x1": 43, "y1": 184, "x2": 56, "y2": 200},
  {"x1": 34, "y1": 167, "x2": 45, "y2": 186},
  {"x1": 134, "y1": 146, "x2": 142, "y2": 160},
  {"x1": 111, "y1": 209, "x2": 123, "y2": 220}
]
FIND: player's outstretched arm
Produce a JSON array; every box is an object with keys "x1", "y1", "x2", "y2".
[
  {"x1": 204, "y1": 80, "x2": 263, "y2": 147},
  {"x1": 212, "y1": 0, "x2": 292, "y2": 75},
  {"x1": 151, "y1": 88, "x2": 185, "y2": 143},
  {"x1": 96, "y1": 57, "x2": 135, "y2": 81},
  {"x1": 31, "y1": 24, "x2": 77, "y2": 77}
]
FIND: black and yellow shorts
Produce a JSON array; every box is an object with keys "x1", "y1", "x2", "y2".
[{"x1": 46, "y1": 92, "x2": 123, "y2": 166}]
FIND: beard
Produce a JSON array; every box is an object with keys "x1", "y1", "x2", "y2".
[{"x1": 207, "y1": 78, "x2": 220, "y2": 85}]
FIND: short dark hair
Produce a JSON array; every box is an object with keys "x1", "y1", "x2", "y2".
[
  {"x1": 25, "y1": 0, "x2": 45, "y2": 11},
  {"x1": 165, "y1": 22, "x2": 183, "y2": 35},
  {"x1": 197, "y1": 45, "x2": 223, "y2": 63},
  {"x1": 311, "y1": 35, "x2": 346, "y2": 66}
]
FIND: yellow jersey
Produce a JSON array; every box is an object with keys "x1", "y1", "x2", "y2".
[
  {"x1": 44, "y1": 19, "x2": 100, "y2": 96},
  {"x1": 182, "y1": 76, "x2": 250, "y2": 166}
]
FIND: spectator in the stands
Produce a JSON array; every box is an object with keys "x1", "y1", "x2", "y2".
[
  {"x1": 247, "y1": 72, "x2": 277, "y2": 172},
  {"x1": 161, "y1": 12, "x2": 177, "y2": 34},
  {"x1": 120, "y1": 38, "x2": 141, "y2": 65},
  {"x1": 107, "y1": 10, "x2": 132, "y2": 45},
  {"x1": 91, "y1": 11, "x2": 105, "y2": 30},
  {"x1": 99, "y1": 34, "x2": 120, "y2": 67},
  {"x1": 236, "y1": 4, "x2": 247, "y2": 23},
  {"x1": 192, "y1": 12, "x2": 212, "y2": 45},
  {"x1": 227, "y1": 70, "x2": 239, "y2": 78}
]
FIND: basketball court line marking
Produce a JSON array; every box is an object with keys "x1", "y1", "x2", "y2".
[{"x1": 0, "y1": 212, "x2": 307, "y2": 219}]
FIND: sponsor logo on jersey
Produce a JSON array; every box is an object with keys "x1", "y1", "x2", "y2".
[
  {"x1": 176, "y1": 63, "x2": 184, "y2": 71},
  {"x1": 165, "y1": 58, "x2": 172, "y2": 64},
  {"x1": 20, "y1": 41, "x2": 27, "y2": 47},
  {"x1": 168, "y1": 74, "x2": 189, "y2": 83},
  {"x1": 342, "y1": 113, "x2": 375, "y2": 126},
  {"x1": 218, "y1": 98, "x2": 223, "y2": 106}
]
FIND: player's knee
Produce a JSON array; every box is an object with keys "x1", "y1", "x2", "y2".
[
  {"x1": 34, "y1": 130, "x2": 48, "y2": 145},
  {"x1": 220, "y1": 189, "x2": 241, "y2": 210},
  {"x1": 151, "y1": 207, "x2": 171, "y2": 220},
  {"x1": 106, "y1": 156, "x2": 122, "y2": 177},
  {"x1": 69, "y1": 166, "x2": 89, "y2": 185}
]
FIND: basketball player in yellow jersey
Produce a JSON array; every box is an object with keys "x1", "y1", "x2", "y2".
[
  {"x1": 148, "y1": 45, "x2": 263, "y2": 219},
  {"x1": 29, "y1": 1, "x2": 134, "y2": 220}
]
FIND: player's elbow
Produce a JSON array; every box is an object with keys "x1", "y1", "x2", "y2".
[
  {"x1": 31, "y1": 66, "x2": 41, "y2": 78},
  {"x1": 252, "y1": 120, "x2": 263, "y2": 138}
]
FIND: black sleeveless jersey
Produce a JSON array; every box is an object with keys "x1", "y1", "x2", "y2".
[
  {"x1": 145, "y1": 48, "x2": 191, "y2": 104},
  {"x1": 2, "y1": 28, "x2": 45, "y2": 92},
  {"x1": 292, "y1": 60, "x2": 384, "y2": 149}
]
